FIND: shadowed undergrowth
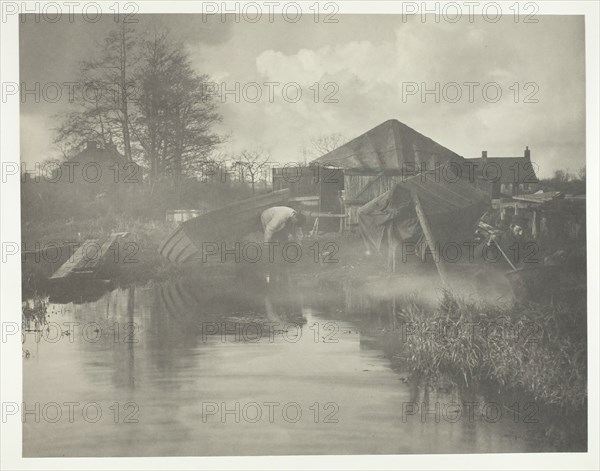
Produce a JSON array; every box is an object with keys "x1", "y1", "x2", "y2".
[{"x1": 394, "y1": 290, "x2": 587, "y2": 411}]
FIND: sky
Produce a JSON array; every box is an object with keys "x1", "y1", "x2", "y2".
[{"x1": 19, "y1": 14, "x2": 586, "y2": 177}]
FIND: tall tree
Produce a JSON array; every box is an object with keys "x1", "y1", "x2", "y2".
[
  {"x1": 55, "y1": 23, "x2": 222, "y2": 185},
  {"x1": 132, "y1": 30, "x2": 171, "y2": 181},
  {"x1": 132, "y1": 30, "x2": 221, "y2": 184},
  {"x1": 88, "y1": 18, "x2": 137, "y2": 161},
  {"x1": 115, "y1": 20, "x2": 134, "y2": 161},
  {"x1": 54, "y1": 18, "x2": 137, "y2": 160}
]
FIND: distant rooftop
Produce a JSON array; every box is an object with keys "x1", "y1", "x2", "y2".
[
  {"x1": 468, "y1": 148, "x2": 538, "y2": 183},
  {"x1": 67, "y1": 141, "x2": 125, "y2": 162}
]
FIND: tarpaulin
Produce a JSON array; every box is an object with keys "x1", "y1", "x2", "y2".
[{"x1": 358, "y1": 169, "x2": 491, "y2": 256}]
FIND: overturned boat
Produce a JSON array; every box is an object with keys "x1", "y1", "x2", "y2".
[{"x1": 159, "y1": 189, "x2": 290, "y2": 264}]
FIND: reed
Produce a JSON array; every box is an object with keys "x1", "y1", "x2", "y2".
[{"x1": 395, "y1": 290, "x2": 587, "y2": 411}]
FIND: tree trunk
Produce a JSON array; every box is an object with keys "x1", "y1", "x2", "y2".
[
  {"x1": 173, "y1": 104, "x2": 184, "y2": 185},
  {"x1": 120, "y1": 22, "x2": 132, "y2": 162}
]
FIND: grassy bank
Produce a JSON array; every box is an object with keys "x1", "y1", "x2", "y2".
[{"x1": 394, "y1": 290, "x2": 587, "y2": 412}]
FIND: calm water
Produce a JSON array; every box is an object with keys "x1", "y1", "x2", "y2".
[{"x1": 24, "y1": 275, "x2": 556, "y2": 456}]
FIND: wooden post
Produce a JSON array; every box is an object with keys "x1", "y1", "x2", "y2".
[
  {"x1": 492, "y1": 240, "x2": 518, "y2": 271},
  {"x1": 412, "y1": 192, "x2": 450, "y2": 287},
  {"x1": 338, "y1": 193, "x2": 345, "y2": 233},
  {"x1": 386, "y1": 224, "x2": 397, "y2": 273},
  {"x1": 317, "y1": 165, "x2": 323, "y2": 236}
]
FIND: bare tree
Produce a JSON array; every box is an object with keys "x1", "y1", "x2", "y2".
[
  {"x1": 113, "y1": 19, "x2": 135, "y2": 162},
  {"x1": 55, "y1": 23, "x2": 222, "y2": 186},
  {"x1": 132, "y1": 29, "x2": 168, "y2": 182},
  {"x1": 54, "y1": 18, "x2": 138, "y2": 161},
  {"x1": 552, "y1": 169, "x2": 570, "y2": 183},
  {"x1": 132, "y1": 29, "x2": 221, "y2": 184},
  {"x1": 301, "y1": 132, "x2": 348, "y2": 160},
  {"x1": 234, "y1": 147, "x2": 271, "y2": 194}
]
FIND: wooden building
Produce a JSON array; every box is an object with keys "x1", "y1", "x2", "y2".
[{"x1": 273, "y1": 119, "x2": 466, "y2": 232}]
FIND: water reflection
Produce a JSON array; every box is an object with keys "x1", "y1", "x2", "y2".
[{"x1": 24, "y1": 275, "x2": 559, "y2": 456}]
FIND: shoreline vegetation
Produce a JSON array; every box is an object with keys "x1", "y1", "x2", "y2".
[
  {"x1": 22, "y1": 217, "x2": 588, "y2": 432},
  {"x1": 395, "y1": 290, "x2": 587, "y2": 411}
]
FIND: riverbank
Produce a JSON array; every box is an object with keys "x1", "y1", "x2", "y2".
[
  {"x1": 312, "y1": 268, "x2": 588, "y2": 419},
  {"x1": 22, "y1": 272, "x2": 587, "y2": 453},
  {"x1": 22, "y1": 221, "x2": 588, "y2": 422},
  {"x1": 392, "y1": 290, "x2": 587, "y2": 411}
]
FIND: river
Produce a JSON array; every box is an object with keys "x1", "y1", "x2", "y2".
[{"x1": 23, "y1": 274, "x2": 564, "y2": 456}]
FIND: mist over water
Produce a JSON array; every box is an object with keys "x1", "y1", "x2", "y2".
[{"x1": 23, "y1": 276, "x2": 564, "y2": 456}]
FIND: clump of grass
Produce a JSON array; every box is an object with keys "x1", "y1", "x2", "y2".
[{"x1": 395, "y1": 290, "x2": 587, "y2": 411}]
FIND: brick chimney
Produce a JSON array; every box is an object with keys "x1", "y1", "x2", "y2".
[
  {"x1": 481, "y1": 150, "x2": 488, "y2": 162},
  {"x1": 524, "y1": 146, "x2": 530, "y2": 160}
]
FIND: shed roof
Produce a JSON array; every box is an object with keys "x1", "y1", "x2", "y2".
[{"x1": 311, "y1": 119, "x2": 464, "y2": 171}]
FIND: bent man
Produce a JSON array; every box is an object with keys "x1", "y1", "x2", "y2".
[{"x1": 261, "y1": 206, "x2": 306, "y2": 243}]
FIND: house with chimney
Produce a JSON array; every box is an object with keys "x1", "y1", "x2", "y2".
[
  {"x1": 58, "y1": 141, "x2": 142, "y2": 196},
  {"x1": 468, "y1": 147, "x2": 538, "y2": 199}
]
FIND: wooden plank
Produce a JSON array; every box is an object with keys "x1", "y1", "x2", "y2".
[
  {"x1": 412, "y1": 192, "x2": 450, "y2": 287},
  {"x1": 351, "y1": 173, "x2": 385, "y2": 201},
  {"x1": 50, "y1": 239, "x2": 100, "y2": 279},
  {"x1": 344, "y1": 200, "x2": 369, "y2": 206},
  {"x1": 492, "y1": 240, "x2": 518, "y2": 271},
  {"x1": 79, "y1": 232, "x2": 129, "y2": 270},
  {"x1": 50, "y1": 232, "x2": 129, "y2": 279},
  {"x1": 306, "y1": 212, "x2": 346, "y2": 218},
  {"x1": 288, "y1": 196, "x2": 320, "y2": 202}
]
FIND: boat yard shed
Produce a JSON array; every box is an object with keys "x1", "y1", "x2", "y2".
[
  {"x1": 312, "y1": 119, "x2": 464, "y2": 172},
  {"x1": 310, "y1": 119, "x2": 467, "y2": 228}
]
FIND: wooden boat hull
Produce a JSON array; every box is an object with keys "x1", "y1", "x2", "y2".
[{"x1": 159, "y1": 189, "x2": 290, "y2": 264}]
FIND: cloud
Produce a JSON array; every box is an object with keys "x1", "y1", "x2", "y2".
[
  {"x1": 200, "y1": 16, "x2": 584, "y2": 176},
  {"x1": 20, "y1": 113, "x2": 58, "y2": 165},
  {"x1": 20, "y1": 15, "x2": 585, "y2": 177}
]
